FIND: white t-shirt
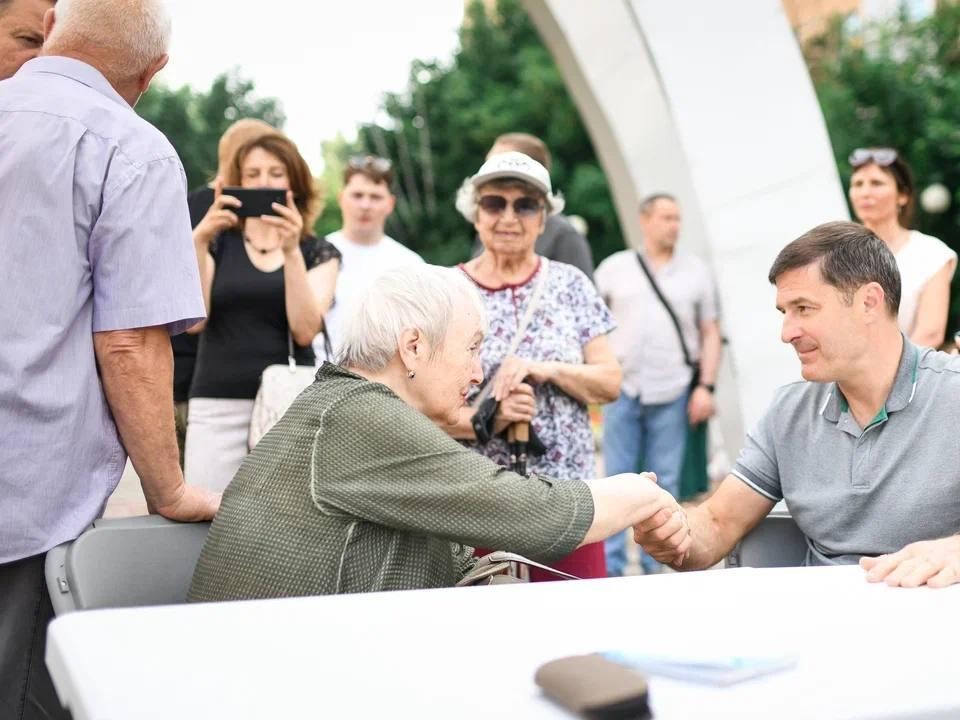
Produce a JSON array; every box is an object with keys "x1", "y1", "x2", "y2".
[
  {"x1": 895, "y1": 230, "x2": 956, "y2": 337},
  {"x1": 314, "y1": 231, "x2": 423, "y2": 362}
]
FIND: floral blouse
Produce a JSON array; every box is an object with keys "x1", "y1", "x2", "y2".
[{"x1": 461, "y1": 258, "x2": 616, "y2": 481}]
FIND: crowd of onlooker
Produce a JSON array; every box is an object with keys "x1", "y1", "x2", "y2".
[{"x1": 3, "y1": 2, "x2": 960, "y2": 719}]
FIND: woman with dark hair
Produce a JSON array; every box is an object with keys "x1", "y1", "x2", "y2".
[
  {"x1": 184, "y1": 134, "x2": 340, "y2": 491},
  {"x1": 848, "y1": 147, "x2": 956, "y2": 347}
]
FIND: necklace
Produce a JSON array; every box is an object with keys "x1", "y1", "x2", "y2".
[{"x1": 244, "y1": 235, "x2": 277, "y2": 255}]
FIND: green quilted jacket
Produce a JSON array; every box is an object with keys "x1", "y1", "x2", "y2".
[{"x1": 188, "y1": 363, "x2": 594, "y2": 601}]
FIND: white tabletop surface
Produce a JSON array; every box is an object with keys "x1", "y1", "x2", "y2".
[{"x1": 47, "y1": 565, "x2": 960, "y2": 719}]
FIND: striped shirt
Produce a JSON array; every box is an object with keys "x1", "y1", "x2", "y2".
[{"x1": 0, "y1": 57, "x2": 204, "y2": 562}]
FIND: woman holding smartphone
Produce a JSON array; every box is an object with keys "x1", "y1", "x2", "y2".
[
  {"x1": 848, "y1": 147, "x2": 956, "y2": 347},
  {"x1": 185, "y1": 133, "x2": 340, "y2": 492}
]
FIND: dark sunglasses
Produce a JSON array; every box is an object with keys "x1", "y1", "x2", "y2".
[
  {"x1": 348, "y1": 155, "x2": 392, "y2": 173},
  {"x1": 478, "y1": 194, "x2": 543, "y2": 218},
  {"x1": 848, "y1": 147, "x2": 898, "y2": 168}
]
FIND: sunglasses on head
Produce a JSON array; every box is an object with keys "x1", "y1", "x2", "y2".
[
  {"x1": 848, "y1": 147, "x2": 898, "y2": 168},
  {"x1": 477, "y1": 194, "x2": 543, "y2": 218},
  {"x1": 348, "y1": 155, "x2": 392, "y2": 173}
]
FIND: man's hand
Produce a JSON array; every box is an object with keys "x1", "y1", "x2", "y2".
[
  {"x1": 860, "y1": 536, "x2": 960, "y2": 588},
  {"x1": 94, "y1": 327, "x2": 217, "y2": 525},
  {"x1": 633, "y1": 503, "x2": 691, "y2": 567},
  {"x1": 628, "y1": 471, "x2": 691, "y2": 566},
  {"x1": 687, "y1": 385, "x2": 716, "y2": 425},
  {"x1": 147, "y1": 484, "x2": 221, "y2": 522},
  {"x1": 493, "y1": 382, "x2": 536, "y2": 434}
]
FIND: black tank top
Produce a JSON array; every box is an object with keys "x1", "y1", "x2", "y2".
[{"x1": 190, "y1": 230, "x2": 340, "y2": 399}]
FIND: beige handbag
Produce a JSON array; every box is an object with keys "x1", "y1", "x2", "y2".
[{"x1": 248, "y1": 334, "x2": 322, "y2": 450}]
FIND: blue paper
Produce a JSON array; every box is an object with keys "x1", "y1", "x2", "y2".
[{"x1": 602, "y1": 650, "x2": 797, "y2": 686}]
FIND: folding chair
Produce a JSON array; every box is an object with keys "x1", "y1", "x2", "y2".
[
  {"x1": 726, "y1": 504, "x2": 808, "y2": 568},
  {"x1": 45, "y1": 515, "x2": 210, "y2": 615}
]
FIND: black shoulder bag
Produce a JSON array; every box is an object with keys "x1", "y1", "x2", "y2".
[{"x1": 635, "y1": 252, "x2": 701, "y2": 393}]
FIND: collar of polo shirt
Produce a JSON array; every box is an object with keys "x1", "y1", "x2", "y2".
[{"x1": 821, "y1": 335, "x2": 920, "y2": 426}]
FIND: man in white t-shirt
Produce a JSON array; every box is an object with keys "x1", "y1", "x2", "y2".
[{"x1": 315, "y1": 156, "x2": 423, "y2": 361}]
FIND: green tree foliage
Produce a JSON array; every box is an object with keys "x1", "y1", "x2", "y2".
[
  {"x1": 333, "y1": 0, "x2": 623, "y2": 265},
  {"x1": 805, "y1": 3, "x2": 960, "y2": 323},
  {"x1": 136, "y1": 69, "x2": 286, "y2": 190},
  {"x1": 314, "y1": 133, "x2": 351, "y2": 239}
]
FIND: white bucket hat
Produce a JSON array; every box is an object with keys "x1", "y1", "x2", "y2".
[
  {"x1": 470, "y1": 151, "x2": 553, "y2": 195},
  {"x1": 458, "y1": 151, "x2": 565, "y2": 218}
]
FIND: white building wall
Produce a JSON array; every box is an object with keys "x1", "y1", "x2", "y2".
[{"x1": 524, "y1": 0, "x2": 850, "y2": 447}]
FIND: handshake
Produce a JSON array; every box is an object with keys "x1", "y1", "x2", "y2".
[{"x1": 627, "y1": 472, "x2": 692, "y2": 568}]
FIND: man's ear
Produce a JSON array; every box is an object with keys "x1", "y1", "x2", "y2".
[
  {"x1": 137, "y1": 53, "x2": 169, "y2": 96},
  {"x1": 43, "y1": 7, "x2": 56, "y2": 41},
  {"x1": 860, "y1": 282, "x2": 887, "y2": 321}
]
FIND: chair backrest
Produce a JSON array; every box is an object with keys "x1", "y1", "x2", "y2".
[
  {"x1": 45, "y1": 516, "x2": 210, "y2": 615},
  {"x1": 726, "y1": 507, "x2": 808, "y2": 569}
]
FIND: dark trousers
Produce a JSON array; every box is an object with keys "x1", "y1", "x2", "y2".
[{"x1": 0, "y1": 554, "x2": 71, "y2": 720}]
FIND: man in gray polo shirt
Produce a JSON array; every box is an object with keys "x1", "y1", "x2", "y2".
[{"x1": 635, "y1": 221, "x2": 960, "y2": 588}]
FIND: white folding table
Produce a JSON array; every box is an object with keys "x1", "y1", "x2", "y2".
[{"x1": 46, "y1": 565, "x2": 960, "y2": 719}]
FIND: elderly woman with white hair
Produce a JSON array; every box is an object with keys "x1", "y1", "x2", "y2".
[
  {"x1": 188, "y1": 264, "x2": 687, "y2": 601},
  {"x1": 447, "y1": 152, "x2": 622, "y2": 581}
]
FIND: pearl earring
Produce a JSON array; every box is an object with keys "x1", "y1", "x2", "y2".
[{"x1": 407, "y1": 370, "x2": 416, "y2": 379}]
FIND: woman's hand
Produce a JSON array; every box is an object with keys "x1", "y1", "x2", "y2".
[
  {"x1": 492, "y1": 356, "x2": 549, "y2": 401},
  {"x1": 193, "y1": 177, "x2": 240, "y2": 245},
  {"x1": 260, "y1": 190, "x2": 304, "y2": 254},
  {"x1": 493, "y1": 383, "x2": 537, "y2": 435}
]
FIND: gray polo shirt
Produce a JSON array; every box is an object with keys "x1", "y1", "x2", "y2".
[
  {"x1": 595, "y1": 249, "x2": 718, "y2": 404},
  {"x1": 733, "y1": 339, "x2": 960, "y2": 566}
]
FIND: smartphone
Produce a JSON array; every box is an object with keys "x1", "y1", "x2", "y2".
[{"x1": 221, "y1": 187, "x2": 286, "y2": 218}]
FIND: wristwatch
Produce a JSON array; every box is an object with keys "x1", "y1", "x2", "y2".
[{"x1": 698, "y1": 383, "x2": 716, "y2": 394}]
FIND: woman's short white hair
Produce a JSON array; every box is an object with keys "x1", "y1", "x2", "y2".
[
  {"x1": 46, "y1": 0, "x2": 172, "y2": 79},
  {"x1": 338, "y1": 264, "x2": 487, "y2": 372}
]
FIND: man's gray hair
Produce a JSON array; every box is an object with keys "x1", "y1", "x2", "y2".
[
  {"x1": 46, "y1": 0, "x2": 171, "y2": 79},
  {"x1": 638, "y1": 193, "x2": 677, "y2": 215},
  {"x1": 338, "y1": 264, "x2": 487, "y2": 372}
]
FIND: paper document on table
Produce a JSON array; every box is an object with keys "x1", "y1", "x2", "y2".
[{"x1": 602, "y1": 650, "x2": 797, "y2": 686}]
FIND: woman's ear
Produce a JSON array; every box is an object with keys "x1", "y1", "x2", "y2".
[{"x1": 397, "y1": 327, "x2": 425, "y2": 371}]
